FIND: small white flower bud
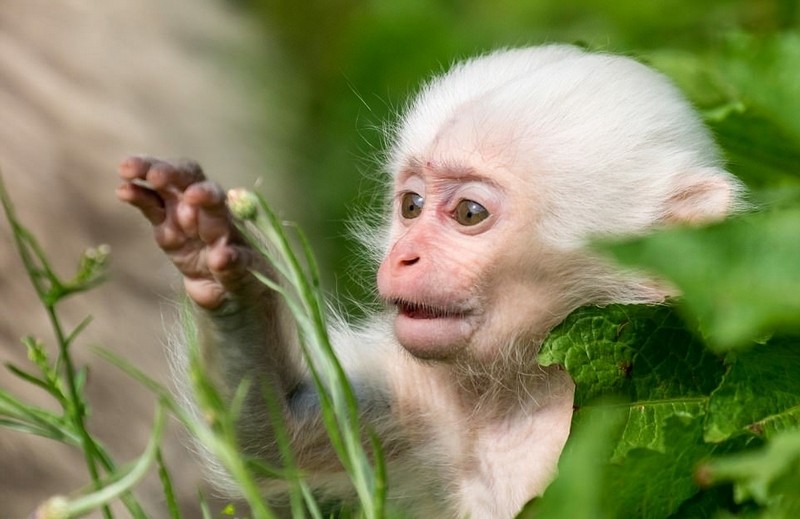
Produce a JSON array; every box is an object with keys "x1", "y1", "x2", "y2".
[
  {"x1": 226, "y1": 188, "x2": 259, "y2": 221},
  {"x1": 84, "y1": 244, "x2": 111, "y2": 262},
  {"x1": 30, "y1": 496, "x2": 69, "y2": 519}
]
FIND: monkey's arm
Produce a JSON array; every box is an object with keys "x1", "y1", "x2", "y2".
[
  {"x1": 192, "y1": 288, "x2": 307, "y2": 452},
  {"x1": 117, "y1": 157, "x2": 395, "y2": 482},
  {"x1": 183, "y1": 299, "x2": 399, "y2": 500}
]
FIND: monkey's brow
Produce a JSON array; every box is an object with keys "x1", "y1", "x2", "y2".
[{"x1": 400, "y1": 158, "x2": 500, "y2": 187}]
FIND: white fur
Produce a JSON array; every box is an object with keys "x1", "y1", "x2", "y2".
[{"x1": 389, "y1": 45, "x2": 745, "y2": 248}]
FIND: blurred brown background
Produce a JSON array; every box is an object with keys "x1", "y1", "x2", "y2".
[{"x1": 0, "y1": 0, "x2": 293, "y2": 516}]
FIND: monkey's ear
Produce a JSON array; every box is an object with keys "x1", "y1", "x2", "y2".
[{"x1": 662, "y1": 168, "x2": 744, "y2": 225}]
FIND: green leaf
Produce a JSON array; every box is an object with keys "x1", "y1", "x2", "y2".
[
  {"x1": 612, "y1": 400, "x2": 706, "y2": 462},
  {"x1": 604, "y1": 413, "x2": 712, "y2": 518},
  {"x1": 243, "y1": 194, "x2": 386, "y2": 518},
  {"x1": 698, "y1": 430, "x2": 800, "y2": 515},
  {"x1": 651, "y1": 34, "x2": 800, "y2": 191},
  {"x1": 530, "y1": 404, "x2": 720, "y2": 519},
  {"x1": 0, "y1": 418, "x2": 72, "y2": 443},
  {"x1": 709, "y1": 108, "x2": 800, "y2": 190},
  {"x1": 539, "y1": 305, "x2": 728, "y2": 518},
  {"x1": 198, "y1": 493, "x2": 213, "y2": 519},
  {"x1": 539, "y1": 305, "x2": 723, "y2": 406},
  {"x1": 4, "y1": 363, "x2": 57, "y2": 399},
  {"x1": 705, "y1": 337, "x2": 800, "y2": 443},
  {"x1": 603, "y1": 210, "x2": 800, "y2": 350},
  {"x1": 0, "y1": 391, "x2": 78, "y2": 444},
  {"x1": 716, "y1": 32, "x2": 800, "y2": 143},
  {"x1": 538, "y1": 305, "x2": 639, "y2": 405},
  {"x1": 156, "y1": 449, "x2": 182, "y2": 519}
]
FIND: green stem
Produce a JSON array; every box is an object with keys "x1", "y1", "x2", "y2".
[
  {"x1": 64, "y1": 406, "x2": 166, "y2": 518},
  {"x1": 156, "y1": 448, "x2": 182, "y2": 519},
  {"x1": 45, "y1": 303, "x2": 112, "y2": 519},
  {"x1": 2, "y1": 173, "x2": 147, "y2": 519}
]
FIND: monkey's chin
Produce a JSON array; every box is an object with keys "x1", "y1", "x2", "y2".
[{"x1": 393, "y1": 313, "x2": 474, "y2": 360}]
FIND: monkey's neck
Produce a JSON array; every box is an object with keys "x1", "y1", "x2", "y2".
[{"x1": 448, "y1": 337, "x2": 558, "y2": 417}]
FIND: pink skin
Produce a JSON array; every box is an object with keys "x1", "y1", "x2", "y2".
[
  {"x1": 116, "y1": 156, "x2": 260, "y2": 310},
  {"x1": 377, "y1": 214, "x2": 482, "y2": 359},
  {"x1": 376, "y1": 164, "x2": 507, "y2": 359}
]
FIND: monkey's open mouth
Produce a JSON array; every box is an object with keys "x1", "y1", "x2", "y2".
[{"x1": 392, "y1": 300, "x2": 467, "y2": 320}]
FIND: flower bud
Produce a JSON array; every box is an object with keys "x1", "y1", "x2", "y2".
[
  {"x1": 30, "y1": 496, "x2": 69, "y2": 519},
  {"x1": 226, "y1": 188, "x2": 259, "y2": 221},
  {"x1": 73, "y1": 244, "x2": 111, "y2": 287}
]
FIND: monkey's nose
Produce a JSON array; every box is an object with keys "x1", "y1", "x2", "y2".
[{"x1": 400, "y1": 256, "x2": 420, "y2": 267}]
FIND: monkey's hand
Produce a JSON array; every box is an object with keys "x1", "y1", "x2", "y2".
[{"x1": 117, "y1": 156, "x2": 266, "y2": 310}]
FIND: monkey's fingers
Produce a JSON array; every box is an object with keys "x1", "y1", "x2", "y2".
[
  {"x1": 207, "y1": 241, "x2": 256, "y2": 284},
  {"x1": 118, "y1": 174, "x2": 188, "y2": 253},
  {"x1": 145, "y1": 159, "x2": 206, "y2": 194},
  {"x1": 116, "y1": 181, "x2": 166, "y2": 225},
  {"x1": 183, "y1": 275, "x2": 229, "y2": 310},
  {"x1": 119, "y1": 156, "x2": 207, "y2": 214},
  {"x1": 118, "y1": 155, "x2": 155, "y2": 183},
  {"x1": 186, "y1": 242, "x2": 264, "y2": 309},
  {"x1": 183, "y1": 180, "x2": 242, "y2": 247},
  {"x1": 118, "y1": 156, "x2": 207, "y2": 226}
]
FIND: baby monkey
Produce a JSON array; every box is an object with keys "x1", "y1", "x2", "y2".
[{"x1": 118, "y1": 45, "x2": 744, "y2": 518}]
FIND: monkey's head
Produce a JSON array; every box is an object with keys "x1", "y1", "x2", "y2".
[{"x1": 376, "y1": 45, "x2": 746, "y2": 363}]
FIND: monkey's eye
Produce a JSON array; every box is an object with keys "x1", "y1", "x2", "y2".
[
  {"x1": 453, "y1": 199, "x2": 490, "y2": 226},
  {"x1": 401, "y1": 192, "x2": 424, "y2": 219}
]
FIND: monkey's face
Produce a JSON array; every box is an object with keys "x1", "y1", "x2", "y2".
[{"x1": 376, "y1": 155, "x2": 564, "y2": 362}]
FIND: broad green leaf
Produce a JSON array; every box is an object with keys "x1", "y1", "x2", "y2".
[
  {"x1": 539, "y1": 305, "x2": 724, "y2": 406},
  {"x1": 604, "y1": 413, "x2": 712, "y2": 518},
  {"x1": 532, "y1": 404, "x2": 719, "y2": 519},
  {"x1": 613, "y1": 400, "x2": 706, "y2": 461},
  {"x1": 751, "y1": 407, "x2": 800, "y2": 441},
  {"x1": 538, "y1": 305, "x2": 639, "y2": 405},
  {"x1": 698, "y1": 430, "x2": 800, "y2": 515},
  {"x1": 667, "y1": 484, "x2": 750, "y2": 519},
  {"x1": 604, "y1": 210, "x2": 800, "y2": 350},
  {"x1": 539, "y1": 305, "x2": 727, "y2": 518},
  {"x1": 705, "y1": 337, "x2": 800, "y2": 443}
]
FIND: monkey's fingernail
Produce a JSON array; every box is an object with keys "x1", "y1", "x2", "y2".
[
  {"x1": 131, "y1": 177, "x2": 156, "y2": 190},
  {"x1": 226, "y1": 188, "x2": 259, "y2": 221}
]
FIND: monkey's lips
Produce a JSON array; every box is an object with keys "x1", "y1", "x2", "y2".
[
  {"x1": 390, "y1": 299, "x2": 475, "y2": 358},
  {"x1": 396, "y1": 301, "x2": 465, "y2": 320}
]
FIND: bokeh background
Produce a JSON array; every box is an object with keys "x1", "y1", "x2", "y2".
[{"x1": 1, "y1": 0, "x2": 798, "y2": 516}]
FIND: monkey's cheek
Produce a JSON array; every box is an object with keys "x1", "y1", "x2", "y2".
[{"x1": 393, "y1": 313, "x2": 474, "y2": 360}]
